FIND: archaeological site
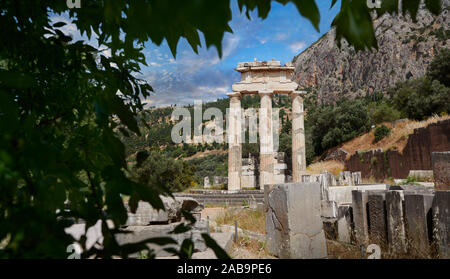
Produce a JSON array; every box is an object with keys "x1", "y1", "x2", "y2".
[{"x1": 1, "y1": 0, "x2": 449, "y2": 271}]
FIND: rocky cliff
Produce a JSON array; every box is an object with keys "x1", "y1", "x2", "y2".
[{"x1": 293, "y1": 2, "x2": 450, "y2": 103}]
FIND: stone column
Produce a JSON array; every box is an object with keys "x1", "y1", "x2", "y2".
[
  {"x1": 259, "y1": 91, "x2": 274, "y2": 189},
  {"x1": 290, "y1": 91, "x2": 307, "y2": 182},
  {"x1": 227, "y1": 92, "x2": 242, "y2": 191}
]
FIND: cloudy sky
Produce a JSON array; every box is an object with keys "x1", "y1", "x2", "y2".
[{"x1": 54, "y1": 1, "x2": 341, "y2": 107}]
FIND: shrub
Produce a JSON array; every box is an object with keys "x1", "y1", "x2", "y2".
[
  {"x1": 368, "y1": 102, "x2": 403, "y2": 124},
  {"x1": 427, "y1": 48, "x2": 450, "y2": 87},
  {"x1": 373, "y1": 125, "x2": 391, "y2": 143},
  {"x1": 391, "y1": 77, "x2": 450, "y2": 120}
]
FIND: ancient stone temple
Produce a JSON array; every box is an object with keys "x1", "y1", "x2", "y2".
[{"x1": 227, "y1": 59, "x2": 306, "y2": 191}]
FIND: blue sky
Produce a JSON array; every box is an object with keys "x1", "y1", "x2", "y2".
[{"x1": 54, "y1": 1, "x2": 341, "y2": 107}]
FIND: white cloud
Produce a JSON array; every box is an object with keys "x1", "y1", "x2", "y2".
[{"x1": 289, "y1": 41, "x2": 306, "y2": 53}]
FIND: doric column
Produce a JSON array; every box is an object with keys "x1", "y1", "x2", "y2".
[
  {"x1": 227, "y1": 92, "x2": 242, "y2": 191},
  {"x1": 290, "y1": 91, "x2": 307, "y2": 182},
  {"x1": 259, "y1": 91, "x2": 274, "y2": 188}
]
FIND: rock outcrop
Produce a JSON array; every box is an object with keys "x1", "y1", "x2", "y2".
[{"x1": 293, "y1": 2, "x2": 450, "y2": 103}]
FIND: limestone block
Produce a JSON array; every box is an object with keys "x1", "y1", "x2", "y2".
[
  {"x1": 352, "y1": 190, "x2": 369, "y2": 244},
  {"x1": 329, "y1": 184, "x2": 388, "y2": 205},
  {"x1": 432, "y1": 152, "x2": 450, "y2": 190},
  {"x1": 321, "y1": 200, "x2": 338, "y2": 219},
  {"x1": 272, "y1": 174, "x2": 286, "y2": 184},
  {"x1": 404, "y1": 193, "x2": 434, "y2": 256},
  {"x1": 338, "y1": 171, "x2": 353, "y2": 186},
  {"x1": 318, "y1": 172, "x2": 335, "y2": 201},
  {"x1": 274, "y1": 163, "x2": 287, "y2": 170},
  {"x1": 337, "y1": 205, "x2": 353, "y2": 243},
  {"x1": 125, "y1": 196, "x2": 203, "y2": 226},
  {"x1": 386, "y1": 190, "x2": 406, "y2": 253},
  {"x1": 241, "y1": 175, "x2": 256, "y2": 188},
  {"x1": 367, "y1": 192, "x2": 388, "y2": 245},
  {"x1": 302, "y1": 174, "x2": 319, "y2": 183},
  {"x1": 265, "y1": 182, "x2": 327, "y2": 259},
  {"x1": 116, "y1": 221, "x2": 209, "y2": 257},
  {"x1": 204, "y1": 177, "x2": 211, "y2": 188},
  {"x1": 352, "y1": 172, "x2": 362, "y2": 185},
  {"x1": 432, "y1": 191, "x2": 450, "y2": 259},
  {"x1": 125, "y1": 200, "x2": 171, "y2": 226}
]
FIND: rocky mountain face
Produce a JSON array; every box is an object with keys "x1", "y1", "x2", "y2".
[{"x1": 292, "y1": 1, "x2": 450, "y2": 104}]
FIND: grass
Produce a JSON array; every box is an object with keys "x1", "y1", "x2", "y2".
[
  {"x1": 230, "y1": 236, "x2": 270, "y2": 259},
  {"x1": 215, "y1": 208, "x2": 265, "y2": 234},
  {"x1": 340, "y1": 114, "x2": 450, "y2": 160},
  {"x1": 307, "y1": 160, "x2": 345, "y2": 175},
  {"x1": 326, "y1": 240, "x2": 362, "y2": 259}
]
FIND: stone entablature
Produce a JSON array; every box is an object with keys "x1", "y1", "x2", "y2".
[{"x1": 232, "y1": 60, "x2": 298, "y2": 94}]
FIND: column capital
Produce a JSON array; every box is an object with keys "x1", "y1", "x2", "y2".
[
  {"x1": 227, "y1": 92, "x2": 242, "y2": 99},
  {"x1": 289, "y1": 90, "x2": 307, "y2": 98}
]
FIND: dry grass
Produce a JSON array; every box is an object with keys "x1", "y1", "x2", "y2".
[
  {"x1": 230, "y1": 236, "x2": 272, "y2": 259},
  {"x1": 305, "y1": 115, "x2": 450, "y2": 176},
  {"x1": 326, "y1": 240, "x2": 362, "y2": 259},
  {"x1": 341, "y1": 114, "x2": 450, "y2": 160},
  {"x1": 307, "y1": 160, "x2": 345, "y2": 175},
  {"x1": 215, "y1": 208, "x2": 265, "y2": 234},
  {"x1": 327, "y1": 237, "x2": 440, "y2": 259}
]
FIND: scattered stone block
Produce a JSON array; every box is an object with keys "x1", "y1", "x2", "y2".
[
  {"x1": 265, "y1": 182, "x2": 327, "y2": 259},
  {"x1": 432, "y1": 152, "x2": 450, "y2": 190},
  {"x1": 352, "y1": 172, "x2": 362, "y2": 185},
  {"x1": 367, "y1": 192, "x2": 388, "y2": 245},
  {"x1": 329, "y1": 184, "x2": 388, "y2": 205},
  {"x1": 321, "y1": 200, "x2": 338, "y2": 219},
  {"x1": 125, "y1": 196, "x2": 203, "y2": 226},
  {"x1": 352, "y1": 190, "x2": 369, "y2": 244},
  {"x1": 404, "y1": 193, "x2": 434, "y2": 256},
  {"x1": 432, "y1": 191, "x2": 450, "y2": 259},
  {"x1": 337, "y1": 205, "x2": 353, "y2": 243},
  {"x1": 125, "y1": 201, "x2": 171, "y2": 226},
  {"x1": 386, "y1": 190, "x2": 406, "y2": 253},
  {"x1": 389, "y1": 184, "x2": 433, "y2": 192},
  {"x1": 116, "y1": 220, "x2": 209, "y2": 258},
  {"x1": 338, "y1": 171, "x2": 353, "y2": 186}
]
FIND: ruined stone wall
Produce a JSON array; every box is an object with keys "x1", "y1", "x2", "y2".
[{"x1": 346, "y1": 119, "x2": 450, "y2": 179}]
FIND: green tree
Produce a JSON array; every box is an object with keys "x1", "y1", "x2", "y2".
[
  {"x1": 368, "y1": 101, "x2": 403, "y2": 124},
  {"x1": 427, "y1": 48, "x2": 450, "y2": 87},
  {"x1": 132, "y1": 151, "x2": 196, "y2": 193},
  {"x1": 391, "y1": 77, "x2": 450, "y2": 120},
  {"x1": 0, "y1": 0, "x2": 440, "y2": 259},
  {"x1": 308, "y1": 98, "x2": 370, "y2": 154}
]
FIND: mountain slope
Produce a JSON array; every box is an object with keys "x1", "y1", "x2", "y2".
[{"x1": 293, "y1": 2, "x2": 450, "y2": 103}]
